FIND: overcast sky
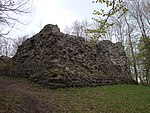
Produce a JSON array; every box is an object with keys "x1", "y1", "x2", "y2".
[{"x1": 11, "y1": 0, "x2": 103, "y2": 38}]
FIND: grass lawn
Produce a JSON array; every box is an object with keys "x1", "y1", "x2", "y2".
[{"x1": 0, "y1": 76, "x2": 150, "y2": 113}]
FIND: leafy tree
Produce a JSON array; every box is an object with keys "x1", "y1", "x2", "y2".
[
  {"x1": 127, "y1": 0, "x2": 150, "y2": 84},
  {"x1": 91, "y1": 0, "x2": 150, "y2": 84},
  {"x1": 138, "y1": 37, "x2": 150, "y2": 84},
  {"x1": 91, "y1": 0, "x2": 128, "y2": 36}
]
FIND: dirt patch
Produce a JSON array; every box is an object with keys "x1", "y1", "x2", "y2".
[
  {"x1": 0, "y1": 76, "x2": 149, "y2": 113},
  {"x1": 0, "y1": 76, "x2": 62, "y2": 113}
]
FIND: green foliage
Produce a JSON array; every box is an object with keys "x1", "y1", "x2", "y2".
[
  {"x1": 91, "y1": 0, "x2": 128, "y2": 36},
  {"x1": 137, "y1": 37, "x2": 150, "y2": 84},
  {"x1": 85, "y1": 36, "x2": 99, "y2": 47}
]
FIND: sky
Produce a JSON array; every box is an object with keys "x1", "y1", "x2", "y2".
[
  {"x1": 33, "y1": 0, "x2": 101, "y2": 30},
  {"x1": 10, "y1": 0, "x2": 103, "y2": 38}
]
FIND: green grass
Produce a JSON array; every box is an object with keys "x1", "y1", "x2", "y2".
[
  {"x1": 65, "y1": 85, "x2": 150, "y2": 113},
  {"x1": 0, "y1": 76, "x2": 150, "y2": 113}
]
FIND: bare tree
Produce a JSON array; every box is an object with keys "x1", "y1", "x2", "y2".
[
  {"x1": 64, "y1": 20, "x2": 93, "y2": 40},
  {"x1": 127, "y1": 0, "x2": 150, "y2": 41},
  {"x1": 11, "y1": 35, "x2": 29, "y2": 55},
  {"x1": 109, "y1": 15, "x2": 127, "y2": 44},
  {"x1": 124, "y1": 15, "x2": 139, "y2": 82},
  {"x1": 0, "y1": 0, "x2": 33, "y2": 32},
  {"x1": 0, "y1": 0, "x2": 33, "y2": 56}
]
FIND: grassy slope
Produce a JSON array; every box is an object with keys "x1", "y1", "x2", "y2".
[{"x1": 0, "y1": 76, "x2": 150, "y2": 113}]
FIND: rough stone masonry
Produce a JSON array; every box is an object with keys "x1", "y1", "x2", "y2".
[{"x1": 11, "y1": 24, "x2": 137, "y2": 88}]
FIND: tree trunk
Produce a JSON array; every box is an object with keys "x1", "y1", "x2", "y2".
[{"x1": 124, "y1": 16, "x2": 138, "y2": 82}]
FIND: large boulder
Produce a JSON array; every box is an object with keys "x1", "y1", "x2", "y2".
[{"x1": 11, "y1": 24, "x2": 137, "y2": 88}]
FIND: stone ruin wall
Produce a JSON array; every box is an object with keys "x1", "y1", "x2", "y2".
[{"x1": 11, "y1": 24, "x2": 137, "y2": 88}]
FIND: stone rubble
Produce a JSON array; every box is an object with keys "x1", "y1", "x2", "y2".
[{"x1": 11, "y1": 24, "x2": 137, "y2": 88}]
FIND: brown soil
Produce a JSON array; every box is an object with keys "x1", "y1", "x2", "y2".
[{"x1": 0, "y1": 76, "x2": 69, "y2": 113}]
